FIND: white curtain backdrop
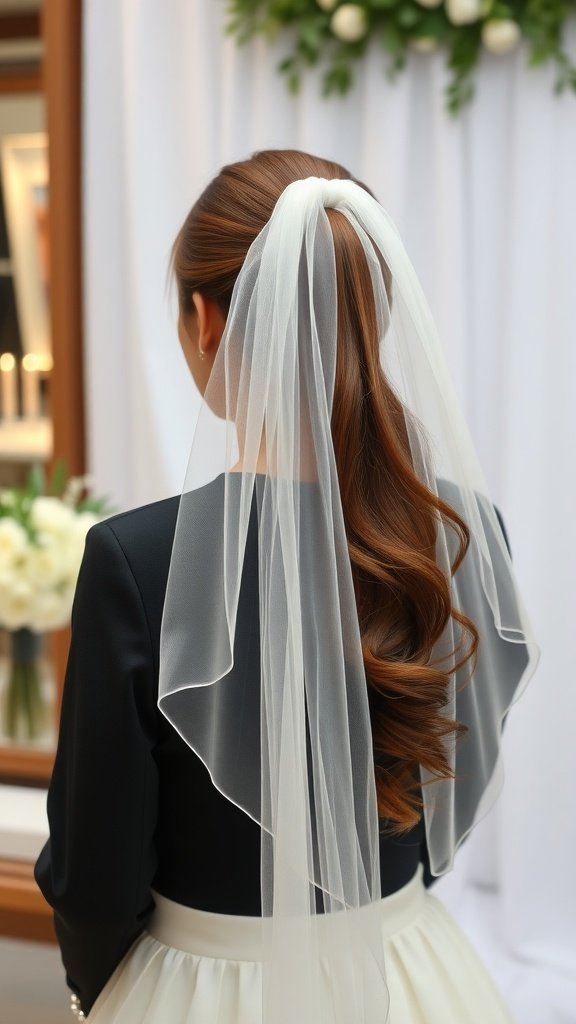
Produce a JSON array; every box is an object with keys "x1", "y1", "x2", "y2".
[{"x1": 82, "y1": 2, "x2": 576, "y2": 1019}]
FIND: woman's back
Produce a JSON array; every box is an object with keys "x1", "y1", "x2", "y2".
[
  {"x1": 37, "y1": 478, "x2": 428, "y2": 922},
  {"x1": 36, "y1": 151, "x2": 537, "y2": 1023}
]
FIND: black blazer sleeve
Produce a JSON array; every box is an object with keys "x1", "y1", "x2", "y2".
[{"x1": 34, "y1": 521, "x2": 159, "y2": 1017}]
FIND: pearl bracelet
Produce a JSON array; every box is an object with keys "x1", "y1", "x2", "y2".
[{"x1": 70, "y1": 992, "x2": 86, "y2": 1020}]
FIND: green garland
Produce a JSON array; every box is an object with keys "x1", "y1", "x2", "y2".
[{"x1": 226, "y1": 0, "x2": 576, "y2": 112}]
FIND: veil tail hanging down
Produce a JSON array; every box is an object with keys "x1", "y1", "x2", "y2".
[{"x1": 158, "y1": 177, "x2": 539, "y2": 1023}]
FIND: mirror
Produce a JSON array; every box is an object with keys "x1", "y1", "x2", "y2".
[
  {"x1": 0, "y1": 3, "x2": 58, "y2": 780},
  {"x1": 0, "y1": 0, "x2": 83, "y2": 952}
]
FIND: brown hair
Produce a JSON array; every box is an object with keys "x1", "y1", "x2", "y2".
[{"x1": 172, "y1": 149, "x2": 478, "y2": 832}]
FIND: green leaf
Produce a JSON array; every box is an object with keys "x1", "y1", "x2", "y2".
[
  {"x1": 77, "y1": 496, "x2": 117, "y2": 516},
  {"x1": 49, "y1": 457, "x2": 68, "y2": 497},
  {"x1": 278, "y1": 54, "x2": 302, "y2": 92},
  {"x1": 278, "y1": 54, "x2": 295, "y2": 71},
  {"x1": 381, "y1": 21, "x2": 404, "y2": 55},
  {"x1": 418, "y1": 9, "x2": 451, "y2": 40},
  {"x1": 396, "y1": 2, "x2": 423, "y2": 28},
  {"x1": 323, "y1": 61, "x2": 354, "y2": 95},
  {"x1": 447, "y1": 23, "x2": 482, "y2": 72},
  {"x1": 299, "y1": 19, "x2": 323, "y2": 49},
  {"x1": 491, "y1": 2, "x2": 514, "y2": 16},
  {"x1": 287, "y1": 72, "x2": 301, "y2": 93},
  {"x1": 446, "y1": 71, "x2": 476, "y2": 113},
  {"x1": 27, "y1": 463, "x2": 45, "y2": 500}
]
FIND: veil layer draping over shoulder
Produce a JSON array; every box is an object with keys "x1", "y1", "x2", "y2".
[{"x1": 158, "y1": 177, "x2": 539, "y2": 1023}]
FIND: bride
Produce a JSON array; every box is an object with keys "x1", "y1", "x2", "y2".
[{"x1": 36, "y1": 148, "x2": 538, "y2": 1023}]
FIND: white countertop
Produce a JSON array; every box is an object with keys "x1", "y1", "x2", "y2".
[{"x1": 0, "y1": 784, "x2": 49, "y2": 860}]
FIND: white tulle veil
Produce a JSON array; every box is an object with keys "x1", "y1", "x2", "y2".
[{"x1": 158, "y1": 175, "x2": 539, "y2": 1023}]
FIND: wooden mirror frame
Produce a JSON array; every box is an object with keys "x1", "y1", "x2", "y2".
[{"x1": 0, "y1": 0, "x2": 84, "y2": 787}]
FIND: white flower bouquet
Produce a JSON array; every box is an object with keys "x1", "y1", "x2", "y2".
[{"x1": 0, "y1": 461, "x2": 113, "y2": 740}]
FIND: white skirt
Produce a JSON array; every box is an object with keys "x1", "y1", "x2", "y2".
[{"x1": 87, "y1": 866, "x2": 513, "y2": 1023}]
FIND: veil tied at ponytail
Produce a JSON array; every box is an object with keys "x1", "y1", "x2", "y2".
[{"x1": 158, "y1": 176, "x2": 539, "y2": 1023}]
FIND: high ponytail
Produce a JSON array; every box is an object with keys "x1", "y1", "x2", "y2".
[
  {"x1": 172, "y1": 148, "x2": 479, "y2": 832},
  {"x1": 328, "y1": 208, "x2": 478, "y2": 831}
]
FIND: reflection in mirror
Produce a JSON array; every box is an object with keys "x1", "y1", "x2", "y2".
[
  {"x1": 0, "y1": 98, "x2": 51, "y2": 459},
  {"x1": 0, "y1": 16, "x2": 57, "y2": 763},
  {"x1": 2, "y1": 132, "x2": 50, "y2": 358}
]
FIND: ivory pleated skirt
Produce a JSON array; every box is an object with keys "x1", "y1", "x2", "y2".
[{"x1": 87, "y1": 866, "x2": 513, "y2": 1023}]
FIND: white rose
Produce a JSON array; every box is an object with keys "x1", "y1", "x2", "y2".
[
  {"x1": 29, "y1": 588, "x2": 74, "y2": 632},
  {"x1": 57, "y1": 537, "x2": 87, "y2": 586},
  {"x1": 0, "y1": 518, "x2": 28, "y2": 567},
  {"x1": 0, "y1": 578, "x2": 35, "y2": 630},
  {"x1": 30, "y1": 497, "x2": 75, "y2": 536},
  {"x1": 72, "y1": 511, "x2": 100, "y2": 536},
  {"x1": 482, "y1": 18, "x2": 521, "y2": 53},
  {"x1": 330, "y1": 4, "x2": 369, "y2": 43},
  {"x1": 66, "y1": 516, "x2": 97, "y2": 573},
  {"x1": 62, "y1": 474, "x2": 93, "y2": 507},
  {"x1": 0, "y1": 490, "x2": 16, "y2": 508},
  {"x1": 55, "y1": 512, "x2": 98, "y2": 580},
  {"x1": 446, "y1": 0, "x2": 482, "y2": 24},
  {"x1": 410, "y1": 36, "x2": 440, "y2": 52},
  {"x1": 24, "y1": 543, "x2": 64, "y2": 590},
  {"x1": 317, "y1": 0, "x2": 338, "y2": 10}
]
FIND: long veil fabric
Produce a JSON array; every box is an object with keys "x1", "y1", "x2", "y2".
[{"x1": 158, "y1": 177, "x2": 539, "y2": 1023}]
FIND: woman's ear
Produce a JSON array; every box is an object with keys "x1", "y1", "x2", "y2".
[{"x1": 192, "y1": 292, "x2": 226, "y2": 354}]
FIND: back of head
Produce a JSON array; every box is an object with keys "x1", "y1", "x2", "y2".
[
  {"x1": 172, "y1": 149, "x2": 478, "y2": 832},
  {"x1": 173, "y1": 149, "x2": 365, "y2": 314}
]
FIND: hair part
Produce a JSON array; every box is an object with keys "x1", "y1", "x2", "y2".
[{"x1": 172, "y1": 149, "x2": 479, "y2": 832}]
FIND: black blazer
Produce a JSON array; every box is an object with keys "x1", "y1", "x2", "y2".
[{"x1": 35, "y1": 490, "x2": 509, "y2": 1015}]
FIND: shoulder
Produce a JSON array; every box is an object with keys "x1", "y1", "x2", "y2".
[
  {"x1": 92, "y1": 495, "x2": 180, "y2": 555},
  {"x1": 82, "y1": 495, "x2": 181, "y2": 606}
]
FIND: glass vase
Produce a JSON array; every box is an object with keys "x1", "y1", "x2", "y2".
[{"x1": 4, "y1": 627, "x2": 49, "y2": 742}]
